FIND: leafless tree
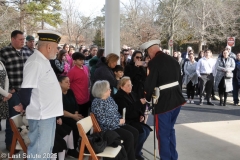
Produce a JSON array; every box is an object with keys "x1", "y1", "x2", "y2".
[
  {"x1": 156, "y1": 0, "x2": 193, "y2": 54},
  {"x1": 0, "y1": 1, "x2": 19, "y2": 48},
  {"x1": 120, "y1": 0, "x2": 160, "y2": 49},
  {"x1": 61, "y1": 0, "x2": 93, "y2": 48},
  {"x1": 187, "y1": 0, "x2": 239, "y2": 52}
]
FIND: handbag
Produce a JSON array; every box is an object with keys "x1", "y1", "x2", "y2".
[
  {"x1": 221, "y1": 58, "x2": 233, "y2": 79},
  {"x1": 225, "y1": 72, "x2": 233, "y2": 78},
  {"x1": 86, "y1": 131, "x2": 107, "y2": 154}
]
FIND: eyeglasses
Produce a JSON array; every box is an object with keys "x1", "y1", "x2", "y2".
[{"x1": 135, "y1": 56, "x2": 142, "y2": 59}]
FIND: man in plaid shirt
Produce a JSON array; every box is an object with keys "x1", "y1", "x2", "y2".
[{"x1": 0, "y1": 30, "x2": 32, "y2": 151}]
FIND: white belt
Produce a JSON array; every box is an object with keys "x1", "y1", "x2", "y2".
[
  {"x1": 148, "y1": 81, "x2": 179, "y2": 105},
  {"x1": 159, "y1": 81, "x2": 179, "y2": 90}
]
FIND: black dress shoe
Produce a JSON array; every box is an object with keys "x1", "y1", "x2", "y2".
[
  {"x1": 207, "y1": 102, "x2": 215, "y2": 106},
  {"x1": 67, "y1": 149, "x2": 79, "y2": 158},
  {"x1": 223, "y1": 103, "x2": 227, "y2": 106},
  {"x1": 219, "y1": 103, "x2": 223, "y2": 106}
]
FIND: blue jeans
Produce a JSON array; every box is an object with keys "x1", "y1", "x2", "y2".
[
  {"x1": 156, "y1": 106, "x2": 181, "y2": 160},
  {"x1": 135, "y1": 124, "x2": 151, "y2": 157},
  {"x1": 28, "y1": 117, "x2": 56, "y2": 160},
  {"x1": 5, "y1": 93, "x2": 20, "y2": 146},
  {"x1": 232, "y1": 79, "x2": 240, "y2": 104}
]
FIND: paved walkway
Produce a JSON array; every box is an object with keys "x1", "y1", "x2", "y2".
[{"x1": 142, "y1": 120, "x2": 240, "y2": 160}]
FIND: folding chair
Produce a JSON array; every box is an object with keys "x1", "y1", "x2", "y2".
[
  {"x1": 77, "y1": 116, "x2": 121, "y2": 160},
  {"x1": 9, "y1": 114, "x2": 27, "y2": 160}
]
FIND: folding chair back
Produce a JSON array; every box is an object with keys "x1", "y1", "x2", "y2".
[
  {"x1": 78, "y1": 116, "x2": 93, "y2": 133},
  {"x1": 90, "y1": 113, "x2": 101, "y2": 133},
  {"x1": 9, "y1": 114, "x2": 27, "y2": 160},
  {"x1": 77, "y1": 116, "x2": 121, "y2": 160}
]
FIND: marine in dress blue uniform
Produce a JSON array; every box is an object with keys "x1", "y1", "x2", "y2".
[{"x1": 141, "y1": 40, "x2": 186, "y2": 160}]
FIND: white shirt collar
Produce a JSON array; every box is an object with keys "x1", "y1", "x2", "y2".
[{"x1": 34, "y1": 49, "x2": 48, "y2": 61}]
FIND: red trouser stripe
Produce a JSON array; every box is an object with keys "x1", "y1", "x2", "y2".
[{"x1": 155, "y1": 114, "x2": 160, "y2": 153}]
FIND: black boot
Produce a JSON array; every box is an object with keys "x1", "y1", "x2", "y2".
[
  {"x1": 223, "y1": 92, "x2": 228, "y2": 106},
  {"x1": 199, "y1": 96, "x2": 203, "y2": 105},
  {"x1": 219, "y1": 99, "x2": 223, "y2": 106},
  {"x1": 207, "y1": 98, "x2": 215, "y2": 106},
  {"x1": 219, "y1": 92, "x2": 223, "y2": 106}
]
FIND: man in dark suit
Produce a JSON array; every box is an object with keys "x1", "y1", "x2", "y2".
[{"x1": 141, "y1": 40, "x2": 186, "y2": 160}]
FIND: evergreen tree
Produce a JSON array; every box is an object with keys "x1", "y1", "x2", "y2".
[
  {"x1": 93, "y1": 29, "x2": 104, "y2": 48},
  {"x1": 24, "y1": 0, "x2": 62, "y2": 29}
]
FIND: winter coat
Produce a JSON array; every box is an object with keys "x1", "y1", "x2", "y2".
[
  {"x1": 89, "y1": 56, "x2": 99, "y2": 81},
  {"x1": 183, "y1": 60, "x2": 198, "y2": 85},
  {"x1": 214, "y1": 57, "x2": 235, "y2": 92},
  {"x1": 124, "y1": 62, "x2": 146, "y2": 98},
  {"x1": 113, "y1": 89, "x2": 152, "y2": 134},
  {"x1": 93, "y1": 57, "x2": 117, "y2": 92}
]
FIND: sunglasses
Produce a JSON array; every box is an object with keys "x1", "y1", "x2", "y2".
[{"x1": 136, "y1": 56, "x2": 142, "y2": 59}]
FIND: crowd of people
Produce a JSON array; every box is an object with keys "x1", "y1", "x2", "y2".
[
  {"x1": 0, "y1": 29, "x2": 239, "y2": 160},
  {"x1": 176, "y1": 46, "x2": 239, "y2": 106},
  {"x1": 0, "y1": 30, "x2": 154, "y2": 160}
]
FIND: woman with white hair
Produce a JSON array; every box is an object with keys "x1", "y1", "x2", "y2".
[{"x1": 91, "y1": 80, "x2": 138, "y2": 160}]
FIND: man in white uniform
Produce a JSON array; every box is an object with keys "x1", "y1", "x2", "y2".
[{"x1": 14, "y1": 30, "x2": 63, "y2": 160}]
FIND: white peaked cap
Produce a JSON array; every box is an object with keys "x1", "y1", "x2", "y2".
[{"x1": 140, "y1": 40, "x2": 160, "y2": 50}]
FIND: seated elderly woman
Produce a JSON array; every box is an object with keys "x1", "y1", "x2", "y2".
[
  {"x1": 114, "y1": 77, "x2": 152, "y2": 160},
  {"x1": 91, "y1": 80, "x2": 139, "y2": 160}
]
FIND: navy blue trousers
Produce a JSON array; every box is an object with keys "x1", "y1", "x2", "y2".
[
  {"x1": 232, "y1": 79, "x2": 240, "y2": 104},
  {"x1": 155, "y1": 106, "x2": 181, "y2": 160},
  {"x1": 5, "y1": 93, "x2": 20, "y2": 146},
  {"x1": 135, "y1": 124, "x2": 151, "y2": 157}
]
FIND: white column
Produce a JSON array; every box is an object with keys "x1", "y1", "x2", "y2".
[{"x1": 105, "y1": 0, "x2": 120, "y2": 57}]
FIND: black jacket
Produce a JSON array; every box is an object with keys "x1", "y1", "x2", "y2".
[
  {"x1": 144, "y1": 51, "x2": 186, "y2": 114},
  {"x1": 50, "y1": 59, "x2": 64, "y2": 76},
  {"x1": 93, "y1": 57, "x2": 117, "y2": 95},
  {"x1": 124, "y1": 62, "x2": 146, "y2": 98},
  {"x1": 114, "y1": 89, "x2": 152, "y2": 133}
]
